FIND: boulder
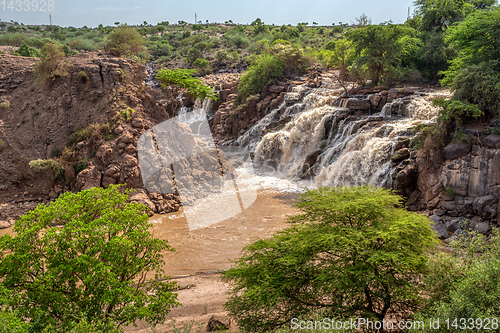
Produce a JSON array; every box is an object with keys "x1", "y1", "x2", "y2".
[
  {"x1": 443, "y1": 142, "x2": 472, "y2": 160},
  {"x1": 431, "y1": 221, "x2": 449, "y2": 239},
  {"x1": 484, "y1": 134, "x2": 500, "y2": 148},
  {"x1": 474, "y1": 222, "x2": 492, "y2": 235},
  {"x1": 75, "y1": 165, "x2": 102, "y2": 191},
  {"x1": 446, "y1": 217, "x2": 467, "y2": 233},
  {"x1": 473, "y1": 195, "x2": 497, "y2": 219},
  {"x1": 392, "y1": 148, "x2": 410, "y2": 163},
  {"x1": 345, "y1": 98, "x2": 371, "y2": 111},
  {"x1": 206, "y1": 316, "x2": 230, "y2": 332}
]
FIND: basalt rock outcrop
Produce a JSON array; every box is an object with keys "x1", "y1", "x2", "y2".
[{"x1": 399, "y1": 133, "x2": 500, "y2": 238}]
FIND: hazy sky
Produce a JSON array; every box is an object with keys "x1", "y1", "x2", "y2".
[{"x1": 1, "y1": 0, "x2": 415, "y2": 27}]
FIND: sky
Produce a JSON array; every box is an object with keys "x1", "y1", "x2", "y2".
[{"x1": 1, "y1": 0, "x2": 416, "y2": 27}]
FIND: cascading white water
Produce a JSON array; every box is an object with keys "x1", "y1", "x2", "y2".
[{"x1": 241, "y1": 75, "x2": 450, "y2": 189}]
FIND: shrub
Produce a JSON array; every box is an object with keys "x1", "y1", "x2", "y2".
[
  {"x1": 0, "y1": 33, "x2": 27, "y2": 46},
  {"x1": 434, "y1": 98, "x2": 484, "y2": 130},
  {"x1": 69, "y1": 122, "x2": 115, "y2": 148},
  {"x1": 0, "y1": 185, "x2": 180, "y2": 331},
  {"x1": 49, "y1": 147, "x2": 63, "y2": 158},
  {"x1": 105, "y1": 26, "x2": 145, "y2": 57},
  {"x1": 34, "y1": 42, "x2": 71, "y2": 83},
  {"x1": 15, "y1": 42, "x2": 41, "y2": 57},
  {"x1": 28, "y1": 158, "x2": 65, "y2": 180},
  {"x1": 193, "y1": 58, "x2": 211, "y2": 74},
  {"x1": 0, "y1": 99, "x2": 10, "y2": 110},
  {"x1": 269, "y1": 41, "x2": 311, "y2": 73},
  {"x1": 236, "y1": 53, "x2": 284, "y2": 104},
  {"x1": 412, "y1": 229, "x2": 500, "y2": 332},
  {"x1": 447, "y1": 61, "x2": 500, "y2": 116},
  {"x1": 223, "y1": 186, "x2": 437, "y2": 332},
  {"x1": 410, "y1": 123, "x2": 446, "y2": 152}
]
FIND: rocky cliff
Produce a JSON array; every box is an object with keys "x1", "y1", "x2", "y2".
[{"x1": 407, "y1": 134, "x2": 500, "y2": 240}]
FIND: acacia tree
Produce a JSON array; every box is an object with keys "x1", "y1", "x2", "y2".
[
  {"x1": 105, "y1": 26, "x2": 145, "y2": 57},
  {"x1": 346, "y1": 24, "x2": 418, "y2": 84},
  {"x1": 156, "y1": 68, "x2": 217, "y2": 101},
  {"x1": 0, "y1": 185, "x2": 179, "y2": 332},
  {"x1": 223, "y1": 186, "x2": 437, "y2": 332}
]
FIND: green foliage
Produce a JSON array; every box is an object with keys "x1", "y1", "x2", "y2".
[
  {"x1": 28, "y1": 159, "x2": 65, "y2": 180},
  {"x1": 412, "y1": 229, "x2": 500, "y2": 332},
  {"x1": 223, "y1": 186, "x2": 437, "y2": 332},
  {"x1": 70, "y1": 122, "x2": 115, "y2": 147},
  {"x1": 434, "y1": 98, "x2": 484, "y2": 129},
  {"x1": 105, "y1": 26, "x2": 145, "y2": 57},
  {"x1": 34, "y1": 42, "x2": 71, "y2": 83},
  {"x1": 49, "y1": 147, "x2": 63, "y2": 158},
  {"x1": 0, "y1": 185, "x2": 180, "y2": 331},
  {"x1": 236, "y1": 53, "x2": 284, "y2": 104},
  {"x1": 269, "y1": 41, "x2": 311, "y2": 73},
  {"x1": 322, "y1": 39, "x2": 354, "y2": 72},
  {"x1": 120, "y1": 107, "x2": 135, "y2": 122},
  {"x1": 15, "y1": 42, "x2": 41, "y2": 57},
  {"x1": 193, "y1": 58, "x2": 211, "y2": 74},
  {"x1": 449, "y1": 61, "x2": 500, "y2": 115},
  {"x1": 410, "y1": 123, "x2": 446, "y2": 154},
  {"x1": 441, "y1": 8, "x2": 500, "y2": 85},
  {"x1": 156, "y1": 68, "x2": 217, "y2": 100},
  {"x1": 0, "y1": 99, "x2": 10, "y2": 110},
  {"x1": 0, "y1": 33, "x2": 27, "y2": 46},
  {"x1": 346, "y1": 24, "x2": 418, "y2": 84}
]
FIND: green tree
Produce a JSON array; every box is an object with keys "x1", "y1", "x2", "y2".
[
  {"x1": 105, "y1": 26, "x2": 145, "y2": 57},
  {"x1": 440, "y1": 8, "x2": 500, "y2": 117},
  {"x1": 223, "y1": 186, "x2": 437, "y2": 332},
  {"x1": 413, "y1": 0, "x2": 496, "y2": 31},
  {"x1": 442, "y1": 7, "x2": 500, "y2": 85},
  {"x1": 156, "y1": 68, "x2": 217, "y2": 100},
  {"x1": 346, "y1": 24, "x2": 418, "y2": 84},
  {"x1": 0, "y1": 185, "x2": 179, "y2": 332}
]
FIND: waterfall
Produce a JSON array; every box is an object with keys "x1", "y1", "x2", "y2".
[{"x1": 238, "y1": 75, "x2": 450, "y2": 189}]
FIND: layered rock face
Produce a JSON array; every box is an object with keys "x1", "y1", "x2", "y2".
[{"x1": 408, "y1": 134, "x2": 500, "y2": 238}]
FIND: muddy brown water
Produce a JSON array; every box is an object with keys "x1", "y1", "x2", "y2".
[
  {"x1": 0, "y1": 190, "x2": 299, "y2": 277},
  {"x1": 155, "y1": 190, "x2": 299, "y2": 277}
]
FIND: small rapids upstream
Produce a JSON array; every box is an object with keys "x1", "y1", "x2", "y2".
[{"x1": 236, "y1": 73, "x2": 450, "y2": 189}]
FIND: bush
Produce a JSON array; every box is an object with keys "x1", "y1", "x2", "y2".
[
  {"x1": 70, "y1": 122, "x2": 115, "y2": 148},
  {"x1": 34, "y1": 42, "x2": 71, "y2": 83},
  {"x1": 193, "y1": 58, "x2": 211, "y2": 74},
  {"x1": 448, "y1": 61, "x2": 500, "y2": 116},
  {"x1": 0, "y1": 185, "x2": 180, "y2": 332},
  {"x1": 269, "y1": 41, "x2": 311, "y2": 73},
  {"x1": 434, "y1": 98, "x2": 484, "y2": 130},
  {"x1": 105, "y1": 26, "x2": 145, "y2": 57},
  {"x1": 15, "y1": 42, "x2": 41, "y2": 57},
  {"x1": 0, "y1": 99, "x2": 10, "y2": 110},
  {"x1": 412, "y1": 229, "x2": 500, "y2": 332},
  {"x1": 236, "y1": 53, "x2": 284, "y2": 104},
  {"x1": 28, "y1": 159, "x2": 65, "y2": 180},
  {"x1": 223, "y1": 186, "x2": 437, "y2": 332}
]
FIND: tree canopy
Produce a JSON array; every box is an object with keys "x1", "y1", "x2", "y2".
[
  {"x1": 0, "y1": 185, "x2": 179, "y2": 332},
  {"x1": 346, "y1": 24, "x2": 420, "y2": 84},
  {"x1": 156, "y1": 68, "x2": 217, "y2": 101},
  {"x1": 223, "y1": 186, "x2": 437, "y2": 332}
]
